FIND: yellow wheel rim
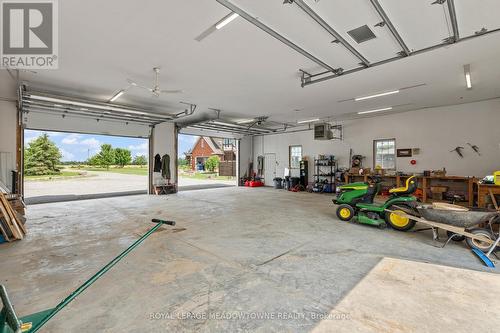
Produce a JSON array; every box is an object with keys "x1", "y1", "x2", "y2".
[
  {"x1": 390, "y1": 210, "x2": 409, "y2": 227},
  {"x1": 339, "y1": 208, "x2": 351, "y2": 219}
]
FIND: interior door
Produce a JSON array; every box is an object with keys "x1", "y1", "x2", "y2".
[{"x1": 264, "y1": 153, "x2": 276, "y2": 186}]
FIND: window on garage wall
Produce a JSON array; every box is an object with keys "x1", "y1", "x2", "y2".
[
  {"x1": 289, "y1": 145, "x2": 302, "y2": 169},
  {"x1": 373, "y1": 139, "x2": 396, "y2": 170}
]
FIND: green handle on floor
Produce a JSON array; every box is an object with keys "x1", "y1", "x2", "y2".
[{"x1": 0, "y1": 219, "x2": 174, "y2": 333}]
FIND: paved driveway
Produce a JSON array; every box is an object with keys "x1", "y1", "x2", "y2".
[
  {"x1": 25, "y1": 171, "x2": 148, "y2": 198},
  {"x1": 25, "y1": 171, "x2": 235, "y2": 200}
]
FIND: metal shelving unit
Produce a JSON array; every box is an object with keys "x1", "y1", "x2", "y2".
[{"x1": 313, "y1": 158, "x2": 337, "y2": 193}]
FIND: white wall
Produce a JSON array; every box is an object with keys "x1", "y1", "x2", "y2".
[
  {"x1": 152, "y1": 122, "x2": 177, "y2": 189},
  {"x1": 0, "y1": 101, "x2": 18, "y2": 190},
  {"x1": 253, "y1": 99, "x2": 500, "y2": 182},
  {"x1": 238, "y1": 136, "x2": 253, "y2": 179}
]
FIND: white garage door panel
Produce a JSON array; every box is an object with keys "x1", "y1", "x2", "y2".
[{"x1": 24, "y1": 112, "x2": 152, "y2": 138}]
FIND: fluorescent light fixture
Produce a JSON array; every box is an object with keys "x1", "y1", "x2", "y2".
[
  {"x1": 109, "y1": 90, "x2": 124, "y2": 102},
  {"x1": 297, "y1": 118, "x2": 320, "y2": 124},
  {"x1": 216, "y1": 12, "x2": 239, "y2": 29},
  {"x1": 236, "y1": 119, "x2": 254, "y2": 124},
  {"x1": 464, "y1": 64, "x2": 472, "y2": 89},
  {"x1": 355, "y1": 90, "x2": 399, "y2": 101},
  {"x1": 357, "y1": 107, "x2": 393, "y2": 115}
]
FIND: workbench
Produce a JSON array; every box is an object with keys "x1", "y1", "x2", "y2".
[
  {"x1": 477, "y1": 183, "x2": 500, "y2": 208},
  {"x1": 344, "y1": 174, "x2": 476, "y2": 206}
]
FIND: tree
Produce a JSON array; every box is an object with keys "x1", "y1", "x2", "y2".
[
  {"x1": 114, "y1": 148, "x2": 132, "y2": 168},
  {"x1": 133, "y1": 155, "x2": 147, "y2": 168},
  {"x1": 96, "y1": 144, "x2": 115, "y2": 170},
  {"x1": 87, "y1": 154, "x2": 101, "y2": 167},
  {"x1": 205, "y1": 155, "x2": 220, "y2": 172},
  {"x1": 24, "y1": 134, "x2": 62, "y2": 176}
]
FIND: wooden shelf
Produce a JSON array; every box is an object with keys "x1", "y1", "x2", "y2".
[{"x1": 343, "y1": 174, "x2": 477, "y2": 207}]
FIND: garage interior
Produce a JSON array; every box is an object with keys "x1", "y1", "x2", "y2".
[{"x1": 1, "y1": 0, "x2": 500, "y2": 332}]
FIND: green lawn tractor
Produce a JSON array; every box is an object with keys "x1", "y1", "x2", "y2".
[{"x1": 333, "y1": 175, "x2": 418, "y2": 230}]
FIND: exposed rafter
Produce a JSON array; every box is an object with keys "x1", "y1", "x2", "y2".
[
  {"x1": 369, "y1": 0, "x2": 410, "y2": 56},
  {"x1": 215, "y1": 0, "x2": 336, "y2": 72},
  {"x1": 301, "y1": 28, "x2": 500, "y2": 87},
  {"x1": 446, "y1": 0, "x2": 460, "y2": 43},
  {"x1": 288, "y1": 0, "x2": 370, "y2": 67}
]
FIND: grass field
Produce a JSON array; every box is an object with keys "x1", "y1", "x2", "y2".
[
  {"x1": 79, "y1": 166, "x2": 148, "y2": 175},
  {"x1": 24, "y1": 170, "x2": 87, "y2": 181}
]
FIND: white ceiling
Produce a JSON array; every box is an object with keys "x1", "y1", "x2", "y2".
[{"x1": 1, "y1": 0, "x2": 500, "y2": 124}]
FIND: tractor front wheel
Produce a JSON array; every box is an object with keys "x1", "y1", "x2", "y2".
[{"x1": 336, "y1": 204, "x2": 355, "y2": 221}]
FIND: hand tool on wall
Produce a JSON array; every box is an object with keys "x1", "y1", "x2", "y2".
[
  {"x1": 467, "y1": 143, "x2": 481, "y2": 156},
  {"x1": 450, "y1": 146, "x2": 464, "y2": 158}
]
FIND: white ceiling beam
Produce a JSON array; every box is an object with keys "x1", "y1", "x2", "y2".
[
  {"x1": 215, "y1": 0, "x2": 336, "y2": 72},
  {"x1": 369, "y1": 0, "x2": 410, "y2": 56}
]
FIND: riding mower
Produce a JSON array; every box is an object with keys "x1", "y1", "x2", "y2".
[{"x1": 333, "y1": 175, "x2": 418, "y2": 230}]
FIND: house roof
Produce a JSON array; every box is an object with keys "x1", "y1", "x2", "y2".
[{"x1": 203, "y1": 137, "x2": 223, "y2": 155}]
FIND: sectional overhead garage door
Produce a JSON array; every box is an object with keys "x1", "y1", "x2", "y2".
[{"x1": 20, "y1": 88, "x2": 173, "y2": 138}]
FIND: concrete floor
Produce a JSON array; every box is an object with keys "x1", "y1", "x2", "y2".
[{"x1": 1, "y1": 187, "x2": 498, "y2": 332}]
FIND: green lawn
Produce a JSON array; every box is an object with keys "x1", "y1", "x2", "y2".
[
  {"x1": 24, "y1": 170, "x2": 87, "y2": 181},
  {"x1": 79, "y1": 166, "x2": 148, "y2": 175}
]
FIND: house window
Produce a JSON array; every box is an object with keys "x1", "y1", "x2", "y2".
[
  {"x1": 289, "y1": 145, "x2": 302, "y2": 169},
  {"x1": 373, "y1": 139, "x2": 396, "y2": 170}
]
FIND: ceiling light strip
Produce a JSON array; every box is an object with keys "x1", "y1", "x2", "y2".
[
  {"x1": 215, "y1": 12, "x2": 239, "y2": 29},
  {"x1": 189, "y1": 124, "x2": 260, "y2": 135},
  {"x1": 292, "y1": 0, "x2": 370, "y2": 66},
  {"x1": 215, "y1": 0, "x2": 335, "y2": 72},
  {"x1": 355, "y1": 90, "x2": 399, "y2": 101},
  {"x1": 464, "y1": 64, "x2": 472, "y2": 89},
  {"x1": 369, "y1": 0, "x2": 410, "y2": 56},
  {"x1": 297, "y1": 118, "x2": 319, "y2": 124},
  {"x1": 357, "y1": 107, "x2": 393, "y2": 114},
  {"x1": 109, "y1": 90, "x2": 124, "y2": 102}
]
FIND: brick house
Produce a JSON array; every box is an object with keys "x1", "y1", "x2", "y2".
[{"x1": 185, "y1": 137, "x2": 237, "y2": 174}]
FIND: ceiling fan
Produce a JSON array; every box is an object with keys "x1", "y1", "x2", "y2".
[{"x1": 126, "y1": 67, "x2": 183, "y2": 97}]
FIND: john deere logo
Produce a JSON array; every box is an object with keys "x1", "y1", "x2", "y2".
[{"x1": 1, "y1": 0, "x2": 58, "y2": 69}]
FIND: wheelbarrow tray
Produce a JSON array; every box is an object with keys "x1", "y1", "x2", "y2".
[{"x1": 416, "y1": 206, "x2": 496, "y2": 228}]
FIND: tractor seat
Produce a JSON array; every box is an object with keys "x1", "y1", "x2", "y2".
[{"x1": 389, "y1": 175, "x2": 417, "y2": 195}]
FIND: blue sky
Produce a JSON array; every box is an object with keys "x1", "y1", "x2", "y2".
[
  {"x1": 178, "y1": 134, "x2": 199, "y2": 158},
  {"x1": 25, "y1": 130, "x2": 149, "y2": 162},
  {"x1": 24, "y1": 130, "x2": 200, "y2": 161}
]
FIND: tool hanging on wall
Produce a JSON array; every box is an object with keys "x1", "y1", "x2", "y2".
[
  {"x1": 450, "y1": 146, "x2": 464, "y2": 158},
  {"x1": 467, "y1": 143, "x2": 481, "y2": 156}
]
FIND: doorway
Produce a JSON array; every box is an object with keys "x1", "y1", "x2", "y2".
[
  {"x1": 177, "y1": 134, "x2": 237, "y2": 190},
  {"x1": 264, "y1": 153, "x2": 277, "y2": 186},
  {"x1": 23, "y1": 129, "x2": 149, "y2": 203}
]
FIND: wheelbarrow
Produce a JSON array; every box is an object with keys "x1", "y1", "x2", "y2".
[
  {"x1": 1, "y1": 219, "x2": 175, "y2": 333},
  {"x1": 389, "y1": 205, "x2": 499, "y2": 267}
]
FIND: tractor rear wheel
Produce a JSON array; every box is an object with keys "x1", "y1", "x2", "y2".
[{"x1": 385, "y1": 204, "x2": 416, "y2": 231}]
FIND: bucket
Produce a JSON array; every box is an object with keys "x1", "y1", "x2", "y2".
[{"x1": 273, "y1": 177, "x2": 283, "y2": 189}]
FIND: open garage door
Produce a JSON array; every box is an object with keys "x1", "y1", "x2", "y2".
[
  {"x1": 20, "y1": 88, "x2": 173, "y2": 138},
  {"x1": 18, "y1": 88, "x2": 178, "y2": 202}
]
